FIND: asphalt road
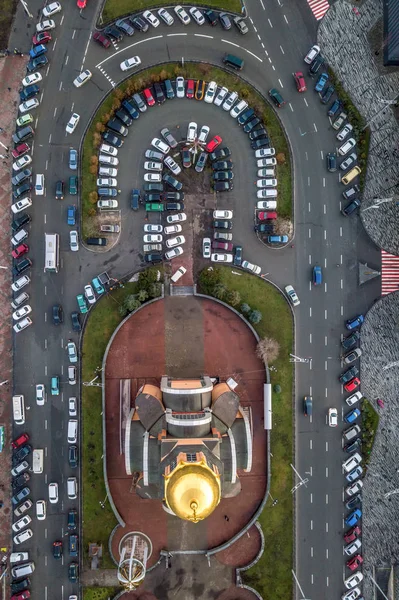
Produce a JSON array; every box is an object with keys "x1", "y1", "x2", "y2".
[{"x1": 8, "y1": 1, "x2": 381, "y2": 599}]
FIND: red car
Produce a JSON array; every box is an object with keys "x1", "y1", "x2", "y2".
[
  {"x1": 12, "y1": 143, "x2": 30, "y2": 160},
  {"x1": 12, "y1": 244, "x2": 29, "y2": 259},
  {"x1": 186, "y1": 79, "x2": 195, "y2": 99},
  {"x1": 143, "y1": 88, "x2": 155, "y2": 106},
  {"x1": 344, "y1": 377, "x2": 360, "y2": 392},
  {"x1": 212, "y1": 241, "x2": 233, "y2": 251},
  {"x1": 344, "y1": 525, "x2": 361, "y2": 543},
  {"x1": 77, "y1": 0, "x2": 87, "y2": 7},
  {"x1": 11, "y1": 433, "x2": 30, "y2": 449},
  {"x1": 293, "y1": 71, "x2": 307, "y2": 93},
  {"x1": 346, "y1": 554, "x2": 363, "y2": 572},
  {"x1": 258, "y1": 211, "x2": 277, "y2": 221},
  {"x1": 32, "y1": 31, "x2": 52, "y2": 45},
  {"x1": 92, "y1": 32, "x2": 111, "y2": 48},
  {"x1": 11, "y1": 592, "x2": 30, "y2": 600},
  {"x1": 206, "y1": 135, "x2": 222, "y2": 153}
]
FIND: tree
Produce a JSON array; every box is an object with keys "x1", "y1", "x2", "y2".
[
  {"x1": 227, "y1": 290, "x2": 241, "y2": 307},
  {"x1": 213, "y1": 283, "x2": 227, "y2": 300},
  {"x1": 198, "y1": 267, "x2": 222, "y2": 294},
  {"x1": 95, "y1": 122, "x2": 106, "y2": 133},
  {"x1": 276, "y1": 153, "x2": 286, "y2": 164},
  {"x1": 138, "y1": 289, "x2": 148, "y2": 302},
  {"x1": 89, "y1": 191, "x2": 98, "y2": 204},
  {"x1": 257, "y1": 337, "x2": 280, "y2": 364},
  {"x1": 148, "y1": 282, "x2": 162, "y2": 298},
  {"x1": 241, "y1": 303, "x2": 251, "y2": 315},
  {"x1": 119, "y1": 305, "x2": 128, "y2": 317},
  {"x1": 89, "y1": 164, "x2": 97, "y2": 175},
  {"x1": 274, "y1": 384, "x2": 282, "y2": 394},
  {"x1": 87, "y1": 208, "x2": 96, "y2": 217},
  {"x1": 92, "y1": 132, "x2": 101, "y2": 147},
  {"x1": 198, "y1": 63, "x2": 211, "y2": 75},
  {"x1": 159, "y1": 69, "x2": 168, "y2": 81},
  {"x1": 90, "y1": 155, "x2": 99, "y2": 166},
  {"x1": 274, "y1": 217, "x2": 293, "y2": 237},
  {"x1": 240, "y1": 88, "x2": 249, "y2": 99},
  {"x1": 125, "y1": 296, "x2": 141, "y2": 312},
  {"x1": 249, "y1": 310, "x2": 262, "y2": 324},
  {"x1": 115, "y1": 88, "x2": 124, "y2": 100},
  {"x1": 138, "y1": 268, "x2": 159, "y2": 291}
]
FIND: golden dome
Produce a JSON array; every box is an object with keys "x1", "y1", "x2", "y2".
[{"x1": 164, "y1": 459, "x2": 221, "y2": 523}]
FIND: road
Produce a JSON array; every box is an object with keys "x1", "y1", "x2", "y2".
[{"x1": 8, "y1": 1, "x2": 380, "y2": 599}]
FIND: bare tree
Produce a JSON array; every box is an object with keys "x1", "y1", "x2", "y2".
[
  {"x1": 274, "y1": 217, "x2": 293, "y2": 237},
  {"x1": 256, "y1": 336, "x2": 280, "y2": 364}
]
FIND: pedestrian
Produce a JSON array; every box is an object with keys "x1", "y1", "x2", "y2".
[
  {"x1": 4, "y1": 147, "x2": 9, "y2": 152},
  {"x1": 7, "y1": 88, "x2": 11, "y2": 92},
  {"x1": 224, "y1": 515, "x2": 229, "y2": 522}
]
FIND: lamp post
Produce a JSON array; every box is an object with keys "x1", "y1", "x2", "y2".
[{"x1": 362, "y1": 197, "x2": 399, "y2": 213}]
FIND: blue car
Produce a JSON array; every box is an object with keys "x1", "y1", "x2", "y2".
[
  {"x1": 67, "y1": 205, "x2": 76, "y2": 226},
  {"x1": 69, "y1": 149, "x2": 78, "y2": 170},
  {"x1": 313, "y1": 266, "x2": 322, "y2": 285},
  {"x1": 51, "y1": 376, "x2": 60, "y2": 396},
  {"x1": 328, "y1": 99, "x2": 341, "y2": 117},
  {"x1": 19, "y1": 84, "x2": 40, "y2": 101},
  {"x1": 92, "y1": 277, "x2": 105, "y2": 295},
  {"x1": 315, "y1": 72, "x2": 328, "y2": 93},
  {"x1": 344, "y1": 408, "x2": 361, "y2": 424},
  {"x1": 346, "y1": 466, "x2": 363, "y2": 483},
  {"x1": 346, "y1": 315, "x2": 364, "y2": 330},
  {"x1": 29, "y1": 44, "x2": 47, "y2": 59},
  {"x1": 267, "y1": 235, "x2": 289, "y2": 244},
  {"x1": 345, "y1": 508, "x2": 362, "y2": 527}
]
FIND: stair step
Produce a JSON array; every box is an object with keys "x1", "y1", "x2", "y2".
[{"x1": 170, "y1": 285, "x2": 195, "y2": 296}]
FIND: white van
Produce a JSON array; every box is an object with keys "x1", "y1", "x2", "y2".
[
  {"x1": 35, "y1": 173, "x2": 44, "y2": 196},
  {"x1": 32, "y1": 449, "x2": 44, "y2": 474},
  {"x1": 12, "y1": 395, "x2": 25, "y2": 425},
  {"x1": 11, "y1": 561, "x2": 35, "y2": 578},
  {"x1": 68, "y1": 420, "x2": 77, "y2": 444},
  {"x1": 68, "y1": 366, "x2": 77, "y2": 385},
  {"x1": 171, "y1": 266, "x2": 187, "y2": 283},
  {"x1": 11, "y1": 229, "x2": 28, "y2": 246},
  {"x1": 11, "y1": 275, "x2": 30, "y2": 293},
  {"x1": 67, "y1": 477, "x2": 77, "y2": 499}
]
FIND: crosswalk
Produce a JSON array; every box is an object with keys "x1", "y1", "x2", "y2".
[
  {"x1": 381, "y1": 250, "x2": 399, "y2": 295},
  {"x1": 307, "y1": 0, "x2": 330, "y2": 20}
]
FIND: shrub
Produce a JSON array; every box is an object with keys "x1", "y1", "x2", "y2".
[
  {"x1": 276, "y1": 153, "x2": 286, "y2": 164},
  {"x1": 124, "y1": 296, "x2": 141, "y2": 312},
  {"x1": 274, "y1": 384, "x2": 282, "y2": 394},
  {"x1": 148, "y1": 282, "x2": 162, "y2": 298},
  {"x1": 213, "y1": 283, "x2": 227, "y2": 300},
  {"x1": 87, "y1": 208, "x2": 96, "y2": 217},
  {"x1": 138, "y1": 268, "x2": 159, "y2": 291},
  {"x1": 257, "y1": 337, "x2": 280, "y2": 364},
  {"x1": 89, "y1": 191, "x2": 98, "y2": 204},
  {"x1": 198, "y1": 267, "x2": 222, "y2": 294},
  {"x1": 249, "y1": 310, "x2": 262, "y2": 324},
  {"x1": 226, "y1": 290, "x2": 241, "y2": 307},
  {"x1": 241, "y1": 303, "x2": 251, "y2": 315},
  {"x1": 137, "y1": 289, "x2": 149, "y2": 302}
]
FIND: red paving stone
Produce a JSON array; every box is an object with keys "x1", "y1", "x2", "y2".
[{"x1": 105, "y1": 296, "x2": 266, "y2": 572}]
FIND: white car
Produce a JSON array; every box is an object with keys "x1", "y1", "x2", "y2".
[
  {"x1": 213, "y1": 210, "x2": 233, "y2": 219},
  {"x1": 12, "y1": 305, "x2": 32, "y2": 321},
  {"x1": 176, "y1": 76, "x2": 185, "y2": 98},
  {"x1": 12, "y1": 275, "x2": 30, "y2": 293},
  {"x1": 189, "y1": 7, "x2": 205, "y2": 25},
  {"x1": 69, "y1": 397, "x2": 77, "y2": 416},
  {"x1": 164, "y1": 224, "x2": 182, "y2": 235},
  {"x1": 328, "y1": 408, "x2": 338, "y2": 427},
  {"x1": 344, "y1": 573, "x2": 363, "y2": 590},
  {"x1": 14, "y1": 500, "x2": 32, "y2": 517},
  {"x1": 97, "y1": 199, "x2": 118, "y2": 208},
  {"x1": 165, "y1": 246, "x2": 184, "y2": 260},
  {"x1": 257, "y1": 157, "x2": 277, "y2": 167},
  {"x1": 144, "y1": 173, "x2": 162, "y2": 182},
  {"x1": 13, "y1": 155, "x2": 32, "y2": 171},
  {"x1": 257, "y1": 188, "x2": 277, "y2": 199},
  {"x1": 174, "y1": 5, "x2": 191, "y2": 24},
  {"x1": 67, "y1": 341, "x2": 78, "y2": 363},
  {"x1": 11, "y1": 461, "x2": 29, "y2": 477},
  {"x1": 257, "y1": 178, "x2": 277, "y2": 188},
  {"x1": 48, "y1": 482, "x2": 58, "y2": 504},
  {"x1": 230, "y1": 100, "x2": 248, "y2": 118},
  {"x1": 203, "y1": 238, "x2": 211, "y2": 258},
  {"x1": 167, "y1": 212, "x2": 186, "y2": 224},
  {"x1": 338, "y1": 138, "x2": 356, "y2": 156},
  {"x1": 144, "y1": 234, "x2": 163, "y2": 244},
  {"x1": 346, "y1": 391, "x2": 363, "y2": 406},
  {"x1": 143, "y1": 10, "x2": 160, "y2": 27},
  {"x1": 120, "y1": 56, "x2": 141, "y2": 72},
  {"x1": 204, "y1": 81, "x2": 217, "y2": 103},
  {"x1": 187, "y1": 122, "x2": 197, "y2": 142},
  {"x1": 151, "y1": 137, "x2": 170, "y2": 154},
  {"x1": 255, "y1": 148, "x2": 276, "y2": 158},
  {"x1": 42, "y1": 1, "x2": 61, "y2": 17},
  {"x1": 258, "y1": 168, "x2": 275, "y2": 178},
  {"x1": 19, "y1": 98, "x2": 39, "y2": 113},
  {"x1": 166, "y1": 235, "x2": 185, "y2": 249},
  {"x1": 98, "y1": 166, "x2": 118, "y2": 177},
  {"x1": 242, "y1": 260, "x2": 261, "y2": 274},
  {"x1": 35, "y1": 384, "x2": 46, "y2": 406},
  {"x1": 144, "y1": 224, "x2": 163, "y2": 233},
  {"x1": 22, "y1": 72, "x2": 42, "y2": 87},
  {"x1": 69, "y1": 230, "x2": 79, "y2": 252},
  {"x1": 214, "y1": 86, "x2": 228, "y2": 106},
  {"x1": 337, "y1": 123, "x2": 353, "y2": 141},
  {"x1": 100, "y1": 143, "x2": 118, "y2": 157},
  {"x1": 340, "y1": 153, "x2": 357, "y2": 171},
  {"x1": 198, "y1": 125, "x2": 210, "y2": 143},
  {"x1": 12, "y1": 515, "x2": 32, "y2": 533},
  {"x1": 157, "y1": 8, "x2": 174, "y2": 25},
  {"x1": 96, "y1": 178, "x2": 117, "y2": 187},
  {"x1": 36, "y1": 500, "x2": 46, "y2": 521},
  {"x1": 73, "y1": 69, "x2": 92, "y2": 88},
  {"x1": 10, "y1": 552, "x2": 29, "y2": 563},
  {"x1": 343, "y1": 453, "x2": 362, "y2": 473},
  {"x1": 36, "y1": 19, "x2": 55, "y2": 32},
  {"x1": 66, "y1": 113, "x2": 80, "y2": 134},
  {"x1": 257, "y1": 200, "x2": 277, "y2": 210},
  {"x1": 342, "y1": 588, "x2": 361, "y2": 600},
  {"x1": 11, "y1": 197, "x2": 32, "y2": 214},
  {"x1": 144, "y1": 161, "x2": 163, "y2": 172},
  {"x1": 346, "y1": 480, "x2": 363, "y2": 496},
  {"x1": 84, "y1": 284, "x2": 96, "y2": 304},
  {"x1": 344, "y1": 539, "x2": 361, "y2": 556},
  {"x1": 285, "y1": 285, "x2": 300, "y2": 306},
  {"x1": 99, "y1": 155, "x2": 119, "y2": 166},
  {"x1": 13, "y1": 317, "x2": 32, "y2": 333},
  {"x1": 13, "y1": 529, "x2": 33, "y2": 545},
  {"x1": 222, "y1": 91, "x2": 238, "y2": 111},
  {"x1": 211, "y1": 253, "x2": 233, "y2": 263},
  {"x1": 164, "y1": 156, "x2": 181, "y2": 175},
  {"x1": 304, "y1": 44, "x2": 320, "y2": 64}
]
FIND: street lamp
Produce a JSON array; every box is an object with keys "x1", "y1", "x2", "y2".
[
  {"x1": 362, "y1": 93, "x2": 399, "y2": 130},
  {"x1": 362, "y1": 197, "x2": 399, "y2": 213}
]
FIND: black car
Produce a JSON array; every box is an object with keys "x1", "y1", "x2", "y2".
[
  {"x1": 12, "y1": 472, "x2": 30, "y2": 489},
  {"x1": 13, "y1": 182, "x2": 32, "y2": 200},
  {"x1": 309, "y1": 53, "x2": 324, "y2": 75},
  {"x1": 19, "y1": 84, "x2": 40, "y2": 102},
  {"x1": 12, "y1": 126, "x2": 34, "y2": 144},
  {"x1": 69, "y1": 445, "x2": 78, "y2": 468},
  {"x1": 244, "y1": 117, "x2": 261, "y2": 133},
  {"x1": 144, "y1": 253, "x2": 162, "y2": 264},
  {"x1": 115, "y1": 110, "x2": 133, "y2": 127},
  {"x1": 53, "y1": 541, "x2": 63, "y2": 559},
  {"x1": 11, "y1": 578, "x2": 30, "y2": 594},
  {"x1": 55, "y1": 180, "x2": 64, "y2": 200},
  {"x1": 68, "y1": 562, "x2": 78, "y2": 583},
  {"x1": 345, "y1": 494, "x2": 362, "y2": 511},
  {"x1": 165, "y1": 202, "x2": 184, "y2": 211},
  {"x1": 214, "y1": 181, "x2": 233, "y2": 192},
  {"x1": 213, "y1": 220, "x2": 233, "y2": 230},
  {"x1": 342, "y1": 331, "x2": 360, "y2": 351},
  {"x1": 102, "y1": 132, "x2": 123, "y2": 148},
  {"x1": 154, "y1": 82, "x2": 165, "y2": 104},
  {"x1": 12, "y1": 168, "x2": 32, "y2": 187},
  {"x1": 213, "y1": 170, "x2": 234, "y2": 181},
  {"x1": 26, "y1": 55, "x2": 48, "y2": 72},
  {"x1": 237, "y1": 107, "x2": 254, "y2": 125},
  {"x1": 251, "y1": 138, "x2": 270, "y2": 150},
  {"x1": 212, "y1": 160, "x2": 234, "y2": 171},
  {"x1": 341, "y1": 199, "x2": 361, "y2": 216},
  {"x1": 121, "y1": 100, "x2": 139, "y2": 120},
  {"x1": 12, "y1": 444, "x2": 32, "y2": 464},
  {"x1": 326, "y1": 152, "x2": 337, "y2": 172},
  {"x1": 162, "y1": 192, "x2": 184, "y2": 201},
  {"x1": 115, "y1": 18, "x2": 135, "y2": 36},
  {"x1": 69, "y1": 534, "x2": 78, "y2": 557},
  {"x1": 13, "y1": 258, "x2": 32, "y2": 278},
  {"x1": 209, "y1": 147, "x2": 231, "y2": 161},
  {"x1": 256, "y1": 223, "x2": 274, "y2": 234},
  {"x1": 12, "y1": 213, "x2": 31, "y2": 233},
  {"x1": 344, "y1": 438, "x2": 362, "y2": 454},
  {"x1": 68, "y1": 509, "x2": 77, "y2": 530},
  {"x1": 328, "y1": 99, "x2": 342, "y2": 117},
  {"x1": 145, "y1": 193, "x2": 162, "y2": 202},
  {"x1": 52, "y1": 304, "x2": 63, "y2": 325},
  {"x1": 233, "y1": 246, "x2": 242, "y2": 266},
  {"x1": 249, "y1": 128, "x2": 268, "y2": 141},
  {"x1": 143, "y1": 183, "x2": 162, "y2": 193},
  {"x1": 303, "y1": 396, "x2": 312, "y2": 416},
  {"x1": 106, "y1": 118, "x2": 128, "y2": 137},
  {"x1": 71, "y1": 311, "x2": 81, "y2": 332},
  {"x1": 86, "y1": 237, "x2": 107, "y2": 246},
  {"x1": 104, "y1": 25, "x2": 123, "y2": 42},
  {"x1": 321, "y1": 85, "x2": 335, "y2": 104},
  {"x1": 339, "y1": 366, "x2": 359, "y2": 384},
  {"x1": 130, "y1": 15, "x2": 149, "y2": 32},
  {"x1": 204, "y1": 9, "x2": 218, "y2": 25}
]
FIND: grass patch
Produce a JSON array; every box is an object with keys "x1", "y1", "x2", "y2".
[
  {"x1": 83, "y1": 587, "x2": 121, "y2": 600},
  {"x1": 82, "y1": 62, "x2": 292, "y2": 238},
  {"x1": 102, "y1": 0, "x2": 242, "y2": 23},
  {"x1": 362, "y1": 398, "x2": 379, "y2": 466},
  {"x1": 0, "y1": 0, "x2": 17, "y2": 48},
  {"x1": 199, "y1": 267, "x2": 293, "y2": 599}
]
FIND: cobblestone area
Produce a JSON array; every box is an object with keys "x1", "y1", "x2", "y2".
[
  {"x1": 359, "y1": 293, "x2": 399, "y2": 597},
  {"x1": 319, "y1": 0, "x2": 399, "y2": 253}
]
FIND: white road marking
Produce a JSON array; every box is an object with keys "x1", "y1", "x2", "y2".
[
  {"x1": 304, "y1": 97, "x2": 308, "y2": 107},
  {"x1": 48, "y1": 134, "x2": 52, "y2": 144},
  {"x1": 261, "y1": 42, "x2": 265, "y2": 49},
  {"x1": 58, "y1": 81, "x2": 62, "y2": 91},
  {"x1": 280, "y1": 45, "x2": 284, "y2": 55},
  {"x1": 53, "y1": 107, "x2": 57, "y2": 118},
  {"x1": 313, "y1": 123, "x2": 318, "y2": 132},
  {"x1": 326, "y1": 576, "x2": 329, "y2": 587},
  {"x1": 340, "y1": 226, "x2": 343, "y2": 237},
  {"x1": 323, "y1": 204, "x2": 326, "y2": 214},
  {"x1": 45, "y1": 420, "x2": 47, "y2": 430},
  {"x1": 325, "y1": 310, "x2": 328, "y2": 320},
  {"x1": 268, "y1": 18, "x2": 273, "y2": 27},
  {"x1": 311, "y1": 546, "x2": 313, "y2": 557},
  {"x1": 341, "y1": 305, "x2": 344, "y2": 316},
  {"x1": 325, "y1": 282, "x2": 327, "y2": 293},
  {"x1": 53, "y1": 39, "x2": 57, "y2": 51},
  {"x1": 323, "y1": 177, "x2": 326, "y2": 187},
  {"x1": 45, "y1": 528, "x2": 48, "y2": 539},
  {"x1": 324, "y1": 229, "x2": 327, "y2": 240},
  {"x1": 44, "y1": 340, "x2": 47, "y2": 350},
  {"x1": 289, "y1": 103, "x2": 293, "y2": 112},
  {"x1": 253, "y1": 25, "x2": 257, "y2": 32},
  {"x1": 278, "y1": 78, "x2": 283, "y2": 88},
  {"x1": 72, "y1": 29, "x2": 76, "y2": 40},
  {"x1": 326, "y1": 467, "x2": 329, "y2": 478},
  {"x1": 308, "y1": 228, "x2": 311, "y2": 238},
  {"x1": 310, "y1": 520, "x2": 313, "y2": 530},
  {"x1": 272, "y1": 65, "x2": 275, "y2": 71},
  {"x1": 308, "y1": 202, "x2": 311, "y2": 211},
  {"x1": 45, "y1": 65, "x2": 50, "y2": 77},
  {"x1": 325, "y1": 336, "x2": 328, "y2": 346},
  {"x1": 341, "y1": 279, "x2": 343, "y2": 289},
  {"x1": 309, "y1": 333, "x2": 312, "y2": 343},
  {"x1": 97, "y1": 35, "x2": 163, "y2": 67},
  {"x1": 259, "y1": 0, "x2": 265, "y2": 8},
  {"x1": 326, "y1": 442, "x2": 328, "y2": 452},
  {"x1": 168, "y1": 32, "x2": 187, "y2": 36},
  {"x1": 309, "y1": 305, "x2": 312, "y2": 316},
  {"x1": 326, "y1": 548, "x2": 329, "y2": 559},
  {"x1": 65, "y1": 55, "x2": 68, "y2": 66},
  {"x1": 194, "y1": 33, "x2": 213, "y2": 39},
  {"x1": 305, "y1": 151, "x2": 308, "y2": 160},
  {"x1": 310, "y1": 439, "x2": 312, "y2": 450},
  {"x1": 222, "y1": 39, "x2": 239, "y2": 47},
  {"x1": 310, "y1": 493, "x2": 313, "y2": 504},
  {"x1": 309, "y1": 386, "x2": 312, "y2": 395},
  {"x1": 284, "y1": 14, "x2": 289, "y2": 24},
  {"x1": 320, "y1": 150, "x2": 324, "y2": 159},
  {"x1": 245, "y1": 48, "x2": 263, "y2": 62}
]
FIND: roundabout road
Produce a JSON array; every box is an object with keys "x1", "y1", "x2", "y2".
[{"x1": 9, "y1": 1, "x2": 381, "y2": 599}]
